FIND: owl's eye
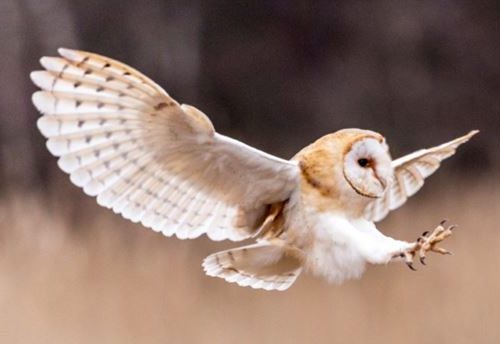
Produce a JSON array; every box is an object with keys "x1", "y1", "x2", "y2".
[{"x1": 357, "y1": 158, "x2": 369, "y2": 167}]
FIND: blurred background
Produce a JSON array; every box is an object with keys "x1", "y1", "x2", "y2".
[{"x1": 0, "y1": 0, "x2": 498, "y2": 343}]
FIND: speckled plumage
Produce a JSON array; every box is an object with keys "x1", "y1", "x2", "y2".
[{"x1": 32, "y1": 48, "x2": 477, "y2": 291}]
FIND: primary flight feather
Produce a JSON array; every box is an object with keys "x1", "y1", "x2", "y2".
[{"x1": 32, "y1": 48, "x2": 478, "y2": 291}]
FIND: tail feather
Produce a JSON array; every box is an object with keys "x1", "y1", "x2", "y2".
[{"x1": 202, "y1": 243, "x2": 303, "y2": 291}]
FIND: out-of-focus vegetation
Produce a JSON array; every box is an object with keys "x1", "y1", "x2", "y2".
[
  {"x1": 0, "y1": 1, "x2": 498, "y2": 343},
  {"x1": 0, "y1": 180, "x2": 499, "y2": 343}
]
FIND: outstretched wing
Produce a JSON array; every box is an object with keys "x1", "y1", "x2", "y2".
[
  {"x1": 32, "y1": 48, "x2": 299, "y2": 241},
  {"x1": 364, "y1": 130, "x2": 478, "y2": 222}
]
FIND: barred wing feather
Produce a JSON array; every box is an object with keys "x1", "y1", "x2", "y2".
[
  {"x1": 364, "y1": 130, "x2": 478, "y2": 222},
  {"x1": 32, "y1": 48, "x2": 299, "y2": 241}
]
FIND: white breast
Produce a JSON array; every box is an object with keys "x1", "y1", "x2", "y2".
[
  {"x1": 307, "y1": 213, "x2": 369, "y2": 283},
  {"x1": 283, "y1": 192, "x2": 370, "y2": 284}
]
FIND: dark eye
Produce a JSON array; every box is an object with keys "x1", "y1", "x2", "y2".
[{"x1": 357, "y1": 158, "x2": 369, "y2": 167}]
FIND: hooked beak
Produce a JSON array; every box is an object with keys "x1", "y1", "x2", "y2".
[
  {"x1": 343, "y1": 166, "x2": 389, "y2": 199},
  {"x1": 377, "y1": 175, "x2": 388, "y2": 190},
  {"x1": 373, "y1": 168, "x2": 388, "y2": 195}
]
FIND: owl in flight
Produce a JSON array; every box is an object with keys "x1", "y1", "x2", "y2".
[{"x1": 31, "y1": 49, "x2": 478, "y2": 291}]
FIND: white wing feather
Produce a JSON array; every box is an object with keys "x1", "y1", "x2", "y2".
[
  {"x1": 32, "y1": 48, "x2": 299, "y2": 241},
  {"x1": 364, "y1": 130, "x2": 478, "y2": 222}
]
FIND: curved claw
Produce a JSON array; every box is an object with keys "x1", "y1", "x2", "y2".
[
  {"x1": 440, "y1": 219, "x2": 448, "y2": 226},
  {"x1": 401, "y1": 219, "x2": 456, "y2": 272},
  {"x1": 406, "y1": 262, "x2": 417, "y2": 271}
]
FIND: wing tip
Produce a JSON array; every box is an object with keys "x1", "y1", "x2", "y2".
[
  {"x1": 452, "y1": 129, "x2": 479, "y2": 148},
  {"x1": 58, "y1": 47, "x2": 76, "y2": 58},
  {"x1": 36, "y1": 116, "x2": 56, "y2": 138},
  {"x1": 30, "y1": 70, "x2": 52, "y2": 90},
  {"x1": 32, "y1": 91, "x2": 55, "y2": 115},
  {"x1": 467, "y1": 129, "x2": 480, "y2": 138},
  {"x1": 38, "y1": 56, "x2": 52, "y2": 72}
]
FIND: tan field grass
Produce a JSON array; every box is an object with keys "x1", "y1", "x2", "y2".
[{"x1": 0, "y1": 177, "x2": 499, "y2": 343}]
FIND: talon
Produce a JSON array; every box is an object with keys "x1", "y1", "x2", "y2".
[
  {"x1": 401, "y1": 218, "x2": 457, "y2": 271},
  {"x1": 407, "y1": 262, "x2": 417, "y2": 271},
  {"x1": 403, "y1": 219, "x2": 457, "y2": 270},
  {"x1": 440, "y1": 219, "x2": 448, "y2": 226}
]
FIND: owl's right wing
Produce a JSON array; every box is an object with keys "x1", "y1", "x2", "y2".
[
  {"x1": 31, "y1": 48, "x2": 299, "y2": 241},
  {"x1": 364, "y1": 130, "x2": 478, "y2": 222}
]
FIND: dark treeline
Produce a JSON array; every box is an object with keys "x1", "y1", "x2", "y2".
[{"x1": 0, "y1": 0, "x2": 497, "y2": 192}]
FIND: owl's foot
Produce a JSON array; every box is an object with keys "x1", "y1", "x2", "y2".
[{"x1": 397, "y1": 220, "x2": 455, "y2": 271}]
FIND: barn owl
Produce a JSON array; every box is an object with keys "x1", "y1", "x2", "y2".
[{"x1": 31, "y1": 48, "x2": 478, "y2": 291}]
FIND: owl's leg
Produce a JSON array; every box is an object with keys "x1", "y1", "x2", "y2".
[{"x1": 393, "y1": 220, "x2": 455, "y2": 270}]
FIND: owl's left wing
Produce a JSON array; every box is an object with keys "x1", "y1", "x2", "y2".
[
  {"x1": 364, "y1": 130, "x2": 478, "y2": 222},
  {"x1": 31, "y1": 48, "x2": 299, "y2": 242}
]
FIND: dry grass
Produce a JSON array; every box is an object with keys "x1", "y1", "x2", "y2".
[{"x1": 0, "y1": 178, "x2": 499, "y2": 343}]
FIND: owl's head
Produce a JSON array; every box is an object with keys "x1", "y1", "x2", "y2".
[
  {"x1": 341, "y1": 130, "x2": 392, "y2": 198},
  {"x1": 296, "y1": 129, "x2": 393, "y2": 213}
]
